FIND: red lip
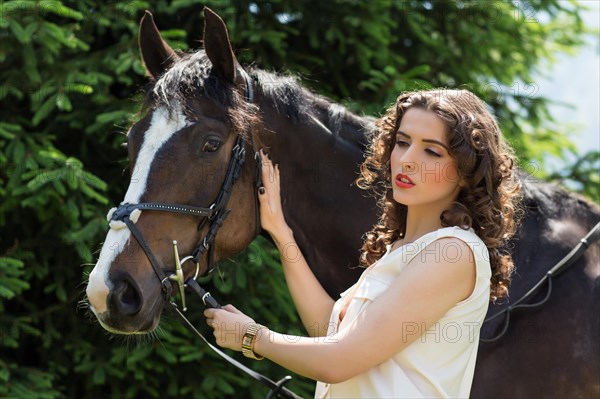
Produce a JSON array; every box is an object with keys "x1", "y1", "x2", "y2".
[{"x1": 395, "y1": 173, "x2": 415, "y2": 189}]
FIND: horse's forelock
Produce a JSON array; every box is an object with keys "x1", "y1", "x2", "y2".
[
  {"x1": 149, "y1": 50, "x2": 262, "y2": 137},
  {"x1": 152, "y1": 51, "x2": 234, "y2": 111}
]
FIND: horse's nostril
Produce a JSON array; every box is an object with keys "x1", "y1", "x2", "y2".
[{"x1": 113, "y1": 279, "x2": 141, "y2": 316}]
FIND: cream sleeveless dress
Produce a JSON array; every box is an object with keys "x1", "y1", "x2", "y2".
[{"x1": 314, "y1": 226, "x2": 491, "y2": 398}]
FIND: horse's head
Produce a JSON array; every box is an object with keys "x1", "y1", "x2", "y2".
[{"x1": 86, "y1": 8, "x2": 261, "y2": 334}]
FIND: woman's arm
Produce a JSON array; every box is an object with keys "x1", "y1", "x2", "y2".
[
  {"x1": 258, "y1": 150, "x2": 334, "y2": 336},
  {"x1": 205, "y1": 237, "x2": 477, "y2": 383}
]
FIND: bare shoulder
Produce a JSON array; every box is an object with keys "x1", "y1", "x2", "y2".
[
  {"x1": 427, "y1": 236, "x2": 476, "y2": 266},
  {"x1": 402, "y1": 236, "x2": 477, "y2": 301}
]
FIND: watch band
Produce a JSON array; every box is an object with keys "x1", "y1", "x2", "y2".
[{"x1": 241, "y1": 323, "x2": 265, "y2": 360}]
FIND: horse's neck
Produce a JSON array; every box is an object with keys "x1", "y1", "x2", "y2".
[
  {"x1": 262, "y1": 93, "x2": 373, "y2": 182},
  {"x1": 310, "y1": 98, "x2": 374, "y2": 152},
  {"x1": 265, "y1": 94, "x2": 374, "y2": 216},
  {"x1": 258, "y1": 93, "x2": 377, "y2": 295}
]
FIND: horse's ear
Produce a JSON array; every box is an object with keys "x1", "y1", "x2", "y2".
[
  {"x1": 203, "y1": 7, "x2": 238, "y2": 84},
  {"x1": 138, "y1": 10, "x2": 178, "y2": 80}
]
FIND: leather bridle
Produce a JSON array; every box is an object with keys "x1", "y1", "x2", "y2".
[
  {"x1": 108, "y1": 71, "x2": 301, "y2": 398},
  {"x1": 109, "y1": 70, "x2": 262, "y2": 309}
]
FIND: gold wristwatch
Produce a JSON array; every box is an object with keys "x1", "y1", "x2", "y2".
[{"x1": 241, "y1": 323, "x2": 265, "y2": 360}]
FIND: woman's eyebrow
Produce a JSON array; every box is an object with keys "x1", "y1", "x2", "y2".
[
  {"x1": 397, "y1": 130, "x2": 410, "y2": 139},
  {"x1": 397, "y1": 130, "x2": 450, "y2": 151},
  {"x1": 422, "y1": 138, "x2": 450, "y2": 152}
]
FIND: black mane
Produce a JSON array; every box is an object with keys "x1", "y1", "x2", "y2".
[
  {"x1": 250, "y1": 68, "x2": 311, "y2": 124},
  {"x1": 149, "y1": 50, "x2": 372, "y2": 149},
  {"x1": 253, "y1": 68, "x2": 373, "y2": 150}
]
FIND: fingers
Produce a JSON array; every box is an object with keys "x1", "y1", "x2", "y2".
[
  {"x1": 203, "y1": 305, "x2": 257, "y2": 350},
  {"x1": 203, "y1": 305, "x2": 240, "y2": 328},
  {"x1": 258, "y1": 152, "x2": 281, "y2": 215},
  {"x1": 204, "y1": 308, "x2": 215, "y2": 327},
  {"x1": 204, "y1": 305, "x2": 237, "y2": 318},
  {"x1": 223, "y1": 304, "x2": 242, "y2": 314},
  {"x1": 259, "y1": 149, "x2": 279, "y2": 192},
  {"x1": 257, "y1": 148, "x2": 287, "y2": 234},
  {"x1": 204, "y1": 307, "x2": 223, "y2": 329}
]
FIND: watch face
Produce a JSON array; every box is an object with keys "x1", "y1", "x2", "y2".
[
  {"x1": 242, "y1": 332, "x2": 254, "y2": 355},
  {"x1": 241, "y1": 324, "x2": 265, "y2": 360}
]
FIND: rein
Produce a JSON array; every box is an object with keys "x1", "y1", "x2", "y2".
[
  {"x1": 481, "y1": 221, "x2": 600, "y2": 343},
  {"x1": 109, "y1": 71, "x2": 302, "y2": 398},
  {"x1": 171, "y1": 280, "x2": 302, "y2": 399}
]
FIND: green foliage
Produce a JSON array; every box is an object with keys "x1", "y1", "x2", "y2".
[
  {"x1": 0, "y1": 0, "x2": 593, "y2": 398},
  {"x1": 548, "y1": 150, "x2": 600, "y2": 202}
]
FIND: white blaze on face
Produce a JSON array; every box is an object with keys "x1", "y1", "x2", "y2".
[{"x1": 86, "y1": 105, "x2": 190, "y2": 315}]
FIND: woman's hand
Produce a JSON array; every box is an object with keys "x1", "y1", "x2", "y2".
[
  {"x1": 204, "y1": 305, "x2": 256, "y2": 351},
  {"x1": 258, "y1": 149, "x2": 290, "y2": 238}
]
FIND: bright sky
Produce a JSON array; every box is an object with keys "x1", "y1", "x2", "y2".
[{"x1": 536, "y1": 1, "x2": 599, "y2": 171}]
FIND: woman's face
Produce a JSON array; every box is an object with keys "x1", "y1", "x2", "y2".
[{"x1": 390, "y1": 107, "x2": 462, "y2": 210}]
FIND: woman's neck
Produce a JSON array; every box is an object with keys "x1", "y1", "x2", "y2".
[{"x1": 399, "y1": 204, "x2": 446, "y2": 244}]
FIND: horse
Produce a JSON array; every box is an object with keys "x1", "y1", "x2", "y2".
[{"x1": 85, "y1": 8, "x2": 600, "y2": 398}]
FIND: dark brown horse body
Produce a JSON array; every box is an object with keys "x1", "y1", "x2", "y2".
[
  {"x1": 473, "y1": 180, "x2": 599, "y2": 397},
  {"x1": 86, "y1": 9, "x2": 600, "y2": 397}
]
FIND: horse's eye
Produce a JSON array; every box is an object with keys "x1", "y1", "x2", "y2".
[{"x1": 202, "y1": 140, "x2": 221, "y2": 153}]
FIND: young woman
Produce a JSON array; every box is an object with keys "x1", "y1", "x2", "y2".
[{"x1": 204, "y1": 89, "x2": 521, "y2": 398}]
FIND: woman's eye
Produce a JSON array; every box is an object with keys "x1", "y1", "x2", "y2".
[
  {"x1": 202, "y1": 140, "x2": 221, "y2": 153},
  {"x1": 396, "y1": 140, "x2": 410, "y2": 147},
  {"x1": 426, "y1": 149, "x2": 442, "y2": 157}
]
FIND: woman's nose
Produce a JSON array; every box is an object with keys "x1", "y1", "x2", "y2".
[{"x1": 401, "y1": 161, "x2": 417, "y2": 174}]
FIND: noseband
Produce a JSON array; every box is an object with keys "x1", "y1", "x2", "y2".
[
  {"x1": 109, "y1": 70, "x2": 262, "y2": 309},
  {"x1": 108, "y1": 72, "x2": 301, "y2": 398}
]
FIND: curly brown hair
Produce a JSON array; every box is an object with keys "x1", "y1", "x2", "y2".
[{"x1": 356, "y1": 89, "x2": 522, "y2": 301}]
